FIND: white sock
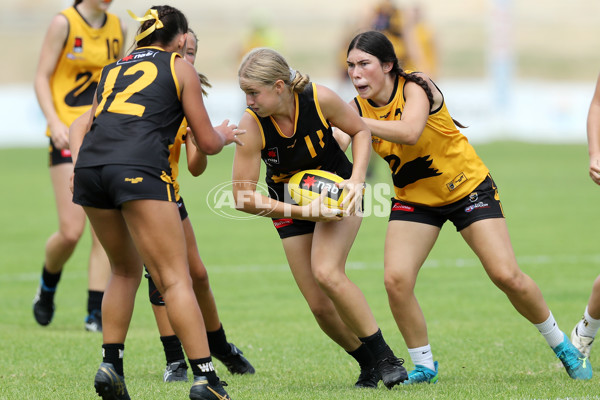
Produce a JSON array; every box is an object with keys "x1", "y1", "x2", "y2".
[
  {"x1": 534, "y1": 311, "x2": 565, "y2": 349},
  {"x1": 578, "y1": 306, "x2": 600, "y2": 338},
  {"x1": 408, "y1": 344, "x2": 435, "y2": 371}
]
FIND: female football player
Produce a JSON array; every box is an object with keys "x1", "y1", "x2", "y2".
[
  {"x1": 144, "y1": 28, "x2": 255, "y2": 382},
  {"x1": 571, "y1": 72, "x2": 600, "y2": 359},
  {"x1": 33, "y1": 0, "x2": 126, "y2": 332},
  {"x1": 232, "y1": 47, "x2": 408, "y2": 389},
  {"x1": 343, "y1": 30, "x2": 592, "y2": 383},
  {"x1": 69, "y1": 6, "x2": 241, "y2": 399}
]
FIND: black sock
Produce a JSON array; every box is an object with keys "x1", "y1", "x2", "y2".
[
  {"x1": 160, "y1": 335, "x2": 186, "y2": 364},
  {"x1": 189, "y1": 357, "x2": 218, "y2": 385},
  {"x1": 102, "y1": 343, "x2": 125, "y2": 376},
  {"x1": 347, "y1": 343, "x2": 375, "y2": 370},
  {"x1": 87, "y1": 290, "x2": 103, "y2": 314},
  {"x1": 41, "y1": 265, "x2": 61, "y2": 291},
  {"x1": 207, "y1": 324, "x2": 230, "y2": 355},
  {"x1": 359, "y1": 328, "x2": 395, "y2": 362}
]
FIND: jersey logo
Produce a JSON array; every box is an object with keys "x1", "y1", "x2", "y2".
[
  {"x1": 74, "y1": 37, "x2": 83, "y2": 53},
  {"x1": 117, "y1": 50, "x2": 158, "y2": 65},
  {"x1": 124, "y1": 177, "x2": 144, "y2": 184},
  {"x1": 266, "y1": 147, "x2": 280, "y2": 165},
  {"x1": 447, "y1": 173, "x2": 468, "y2": 191},
  {"x1": 287, "y1": 139, "x2": 297, "y2": 149},
  {"x1": 384, "y1": 154, "x2": 441, "y2": 188}
]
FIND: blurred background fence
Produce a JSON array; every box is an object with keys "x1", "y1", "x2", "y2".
[{"x1": 2, "y1": 0, "x2": 600, "y2": 146}]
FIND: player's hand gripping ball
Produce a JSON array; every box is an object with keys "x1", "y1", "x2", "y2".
[{"x1": 287, "y1": 169, "x2": 347, "y2": 209}]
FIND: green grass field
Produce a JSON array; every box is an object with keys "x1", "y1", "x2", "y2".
[{"x1": 1, "y1": 142, "x2": 600, "y2": 399}]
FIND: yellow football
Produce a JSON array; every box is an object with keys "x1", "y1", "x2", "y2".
[{"x1": 287, "y1": 169, "x2": 346, "y2": 209}]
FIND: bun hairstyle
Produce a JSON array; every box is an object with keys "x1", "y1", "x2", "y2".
[
  {"x1": 129, "y1": 5, "x2": 188, "y2": 48},
  {"x1": 239, "y1": 47, "x2": 310, "y2": 94}
]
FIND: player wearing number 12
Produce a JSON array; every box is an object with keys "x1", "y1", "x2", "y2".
[{"x1": 69, "y1": 6, "x2": 241, "y2": 399}]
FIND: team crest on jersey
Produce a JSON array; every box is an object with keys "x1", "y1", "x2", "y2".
[
  {"x1": 265, "y1": 147, "x2": 280, "y2": 165},
  {"x1": 73, "y1": 37, "x2": 83, "y2": 53},
  {"x1": 446, "y1": 172, "x2": 467, "y2": 191}
]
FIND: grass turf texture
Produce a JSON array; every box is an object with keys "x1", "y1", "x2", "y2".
[{"x1": 1, "y1": 142, "x2": 600, "y2": 399}]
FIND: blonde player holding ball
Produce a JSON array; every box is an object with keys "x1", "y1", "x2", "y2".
[{"x1": 232, "y1": 47, "x2": 408, "y2": 389}]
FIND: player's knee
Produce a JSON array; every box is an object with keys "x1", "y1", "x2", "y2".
[
  {"x1": 384, "y1": 270, "x2": 414, "y2": 295},
  {"x1": 190, "y1": 268, "x2": 210, "y2": 290},
  {"x1": 147, "y1": 274, "x2": 165, "y2": 306},
  {"x1": 489, "y1": 269, "x2": 524, "y2": 294},
  {"x1": 313, "y1": 270, "x2": 344, "y2": 295},
  {"x1": 58, "y1": 228, "x2": 84, "y2": 246}
]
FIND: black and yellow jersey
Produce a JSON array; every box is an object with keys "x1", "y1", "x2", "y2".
[
  {"x1": 76, "y1": 47, "x2": 183, "y2": 173},
  {"x1": 47, "y1": 6, "x2": 123, "y2": 135},
  {"x1": 353, "y1": 74, "x2": 489, "y2": 207},
  {"x1": 167, "y1": 119, "x2": 188, "y2": 200},
  {"x1": 246, "y1": 82, "x2": 352, "y2": 186}
]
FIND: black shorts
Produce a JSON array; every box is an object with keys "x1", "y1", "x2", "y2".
[
  {"x1": 267, "y1": 182, "x2": 315, "y2": 238},
  {"x1": 389, "y1": 175, "x2": 504, "y2": 231},
  {"x1": 176, "y1": 196, "x2": 188, "y2": 221},
  {"x1": 48, "y1": 138, "x2": 73, "y2": 166},
  {"x1": 73, "y1": 164, "x2": 176, "y2": 209}
]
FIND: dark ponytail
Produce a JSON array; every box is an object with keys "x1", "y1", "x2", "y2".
[{"x1": 347, "y1": 30, "x2": 466, "y2": 129}]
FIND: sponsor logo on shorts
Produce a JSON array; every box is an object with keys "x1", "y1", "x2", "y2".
[
  {"x1": 125, "y1": 177, "x2": 144, "y2": 184},
  {"x1": 469, "y1": 192, "x2": 479, "y2": 202},
  {"x1": 60, "y1": 149, "x2": 72, "y2": 158},
  {"x1": 273, "y1": 218, "x2": 293, "y2": 229},
  {"x1": 392, "y1": 203, "x2": 414, "y2": 212},
  {"x1": 464, "y1": 201, "x2": 489, "y2": 213}
]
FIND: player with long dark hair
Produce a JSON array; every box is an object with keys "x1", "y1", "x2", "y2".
[{"x1": 343, "y1": 29, "x2": 592, "y2": 383}]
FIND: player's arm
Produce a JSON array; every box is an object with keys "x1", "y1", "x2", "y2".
[
  {"x1": 184, "y1": 128, "x2": 207, "y2": 176},
  {"x1": 317, "y1": 84, "x2": 370, "y2": 214},
  {"x1": 359, "y1": 73, "x2": 439, "y2": 145},
  {"x1": 34, "y1": 14, "x2": 69, "y2": 149},
  {"x1": 333, "y1": 128, "x2": 352, "y2": 152},
  {"x1": 587, "y1": 73, "x2": 600, "y2": 185},
  {"x1": 176, "y1": 57, "x2": 242, "y2": 155},
  {"x1": 69, "y1": 101, "x2": 96, "y2": 166},
  {"x1": 232, "y1": 112, "x2": 341, "y2": 222}
]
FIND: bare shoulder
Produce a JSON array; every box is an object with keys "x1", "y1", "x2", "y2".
[{"x1": 47, "y1": 12, "x2": 69, "y2": 36}]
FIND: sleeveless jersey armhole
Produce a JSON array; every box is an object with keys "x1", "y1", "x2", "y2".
[{"x1": 312, "y1": 83, "x2": 330, "y2": 129}]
